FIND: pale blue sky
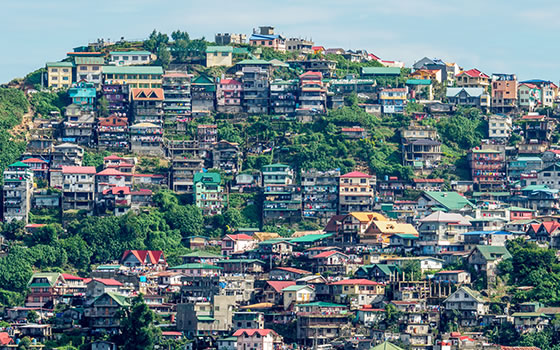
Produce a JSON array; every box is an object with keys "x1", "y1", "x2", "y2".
[{"x1": 1, "y1": 0, "x2": 558, "y2": 83}]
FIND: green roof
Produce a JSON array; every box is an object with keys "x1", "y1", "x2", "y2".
[
  {"x1": 391, "y1": 233, "x2": 419, "y2": 239},
  {"x1": 206, "y1": 46, "x2": 233, "y2": 53},
  {"x1": 521, "y1": 185, "x2": 549, "y2": 192},
  {"x1": 264, "y1": 163, "x2": 289, "y2": 169},
  {"x1": 259, "y1": 238, "x2": 291, "y2": 245},
  {"x1": 512, "y1": 312, "x2": 547, "y2": 318},
  {"x1": 74, "y1": 57, "x2": 105, "y2": 65},
  {"x1": 181, "y1": 251, "x2": 223, "y2": 259},
  {"x1": 454, "y1": 286, "x2": 484, "y2": 303},
  {"x1": 508, "y1": 206, "x2": 535, "y2": 212},
  {"x1": 46, "y1": 61, "x2": 74, "y2": 68},
  {"x1": 110, "y1": 50, "x2": 152, "y2": 55},
  {"x1": 474, "y1": 245, "x2": 512, "y2": 261},
  {"x1": 96, "y1": 265, "x2": 121, "y2": 270},
  {"x1": 9, "y1": 161, "x2": 30, "y2": 168},
  {"x1": 370, "y1": 341, "x2": 406, "y2": 350},
  {"x1": 237, "y1": 59, "x2": 271, "y2": 65},
  {"x1": 170, "y1": 263, "x2": 223, "y2": 270},
  {"x1": 282, "y1": 285, "x2": 312, "y2": 292},
  {"x1": 102, "y1": 65, "x2": 163, "y2": 75},
  {"x1": 472, "y1": 192, "x2": 510, "y2": 197},
  {"x1": 97, "y1": 292, "x2": 130, "y2": 307},
  {"x1": 514, "y1": 157, "x2": 542, "y2": 162},
  {"x1": 194, "y1": 172, "x2": 221, "y2": 184},
  {"x1": 362, "y1": 67, "x2": 401, "y2": 75},
  {"x1": 216, "y1": 259, "x2": 265, "y2": 264},
  {"x1": 424, "y1": 191, "x2": 475, "y2": 211},
  {"x1": 298, "y1": 301, "x2": 346, "y2": 308},
  {"x1": 197, "y1": 316, "x2": 215, "y2": 322},
  {"x1": 472, "y1": 149, "x2": 501, "y2": 154},
  {"x1": 289, "y1": 233, "x2": 332, "y2": 244},
  {"x1": 29, "y1": 273, "x2": 60, "y2": 287},
  {"x1": 233, "y1": 48, "x2": 249, "y2": 55},
  {"x1": 406, "y1": 79, "x2": 432, "y2": 85}
]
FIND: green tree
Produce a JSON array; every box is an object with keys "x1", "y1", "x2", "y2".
[
  {"x1": 26, "y1": 310, "x2": 38, "y2": 323},
  {"x1": 59, "y1": 236, "x2": 92, "y2": 272},
  {"x1": 116, "y1": 295, "x2": 160, "y2": 350},
  {"x1": 165, "y1": 205, "x2": 204, "y2": 238},
  {"x1": 97, "y1": 96, "x2": 109, "y2": 117},
  {"x1": 156, "y1": 44, "x2": 171, "y2": 69}
]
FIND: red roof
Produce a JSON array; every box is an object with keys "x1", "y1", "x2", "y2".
[
  {"x1": 97, "y1": 168, "x2": 129, "y2": 176},
  {"x1": 501, "y1": 347, "x2": 541, "y2": 350},
  {"x1": 341, "y1": 171, "x2": 372, "y2": 178},
  {"x1": 413, "y1": 178, "x2": 444, "y2": 183},
  {"x1": 103, "y1": 186, "x2": 131, "y2": 195},
  {"x1": 90, "y1": 278, "x2": 123, "y2": 286},
  {"x1": 519, "y1": 83, "x2": 538, "y2": 89},
  {"x1": 61, "y1": 273, "x2": 84, "y2": 281},
  {"x1": 313, "y1": 250, "x2": 347, "y2": 259},
  {"x1": 220, "y1": 79, "x2": 242, "y2": 85},
  {"x1": 25, "y1": 223, "x2": 46, "y2": 228},
  {"x1": 121, "y1": 250, "x2": 165, "y2": 265},
  {"x1": 197, "y1": 124, "x2": 217, "y2": 129},
  {"x1": 104, "y1": 155, "x2": 126, "y2": 161},
  {"x1": 369, "y1": 53, "x2": 381, "y2": 61},
  {"x1": 330, "y1": 279, "x2": 381, "y2": 286},
  {"x1": 233, "y1": 329, "x2": 275, "y2": 337},
  {"x1": 224, "y1": 234, "x2": 253, "y2": 241},
  {"x1": 22, "y1": 158, "x2": 47, "y2": 164},
  {"x1": 521, "y1": 114, "x2": 546, "y2": 120},
  {"x1": 457, "y1": 68, "x2": 489, "y2": 78},
  {"x1": 274, "y1": 267, "x2": 312, "y2": 275},
  {"x1": 541, "y1": 221, "x2": 560, "y2": 234},
  {"x1": 131, "y1": 88, "x2": 164, "y2": 101},
  {"x1": 266, "y1": 281, "x2": 296, "y2": 293},
  {"x1": 0, "y1": 332, "x2": 13, "y2": 345},
  {"x1": 162, "y1": 331, "x2": 182, "y2": 336},
  {"x1": 61, "y1": 166, "x2": 96, "y2": 174}
]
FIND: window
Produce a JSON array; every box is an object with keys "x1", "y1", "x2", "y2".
[
  {"x1": 80, "y1": 66, "x2": 87, "y2": 70},
  {"x1": 51, "y1": 68, "x2": 58, "y2": 72},
  {"x1": 123, "y1": 56, "x2": 129, "y2": 60},
  {"x1": 132, "y1": 56, "x2": 139, "y2": 61},
  {"x1": 141, "y1": 56, "x2": 148, "y2": 60}
]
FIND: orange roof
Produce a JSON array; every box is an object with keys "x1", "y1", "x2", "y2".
[
  {"x1": 103, "y1": 186, "x2": 131, "y2": 195},
  {"x1": 22, "y1": 158, "x2": 47, "y2": 164},
  {"x1": 131, "y1": 88, "x2": 164, "y2": 101},
  {"x1": 61, "y1": 273, "x2": 84, "y2": 280},
  {"x1": 274, "y1": 267, "x2": 312, "y2": 275}
]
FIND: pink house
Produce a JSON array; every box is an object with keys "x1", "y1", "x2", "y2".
[
  {"x1": 233, "y1": 329, "x2": 283, "y2": 350},
  {"x1": 217, "y1": 79, "x2": 243, "y2": 107},
  {"x1": 221, "y1": 234, "x2": 256, "y2": 256}
]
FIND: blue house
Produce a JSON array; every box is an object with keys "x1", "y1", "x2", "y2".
[{"x1": 68, "y1": 82, "x2": 96, "y2": 110}]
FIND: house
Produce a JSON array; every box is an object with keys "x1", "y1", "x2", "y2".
[
  {"x1": 101, "y1": 83, "x2": 129, "y2": 115},
  {"x1": 536, "y1": 163, "x2": 560, "y2": 189},
  {"x1": 412, "y1": 57, "x2": 449, "y2": 80},
  {"x1": 86, "y1": 278, "x2": 124, "y2": 298},
  {"x1": 330, "y1": 279, "x2": 385, "y2": 309},
  {"x1": 281, "y1": 285, "x2": 316, "y2": 310},
  {"x1": 98, "y1": 115, "x2": 129, "y2": 150},
  {"x1": 339, "y1": 171, "x2": 376, "y2": 214},
  {"x1": 162, "y1": 71, "x2": 192, "y2": 124},
  {"x1": 270, "y1": 79, "x2": 297, "y2": 114},
  {"x1": 212, "y1": 140, "x2": 242, "y2": 174},
  {"x1": 46, "y1": 61, "x2": 74, "y2": 89},
  {"x1": 382, "y1": 256, "x2": 444, "y2": 273},
  {"x1": 417, "y1": 211, "x2": 471, "y2": 254},
  {"x1": 74, "y1": 56, "x2": 104, "y2": 86},
  {"x1": 216, "y1": 259, "x2": 265, "y2": 274},
  {"x1": 298, "y1": 71, "x2": 326, "y2": 115},
  {"x1": 61, "y1": 166, "x2": 96, "y2": 214},
  {"x1": 296, "y1": 302, "x2": 350, "y2": 347},
  {"x1": 249, "y1": 26, "x2": 286, "y2": 52},
  {"x1": 109, "y1": 51, "x2": 153, "y2": 66},
  {"x1": 488, "y1": 114, "x2": 513, "y2": 140},
  {"x1": 3, "y1": 161, "x2": 33, "y2": 223},
  {"x1": 403, "y1": 138, "x2": 442, "y2": 174},
  {"x1": 354, "y1": 263, "x2": 401, "y2": 282},
  {"x1": 181, "y1": 250, "x2": 223, "y2": 265},
  {"x1": 443, "y1": 286, "x2": 487, "y2": 326},
  {"x1": 169, "y1": 263, "x2": 223, "y2": 276},
  {"x1": 102, "y1": 65, "x2": 163, "y2": 89},
  {"x1": 215, "y1": 33, "x2": 247, "y2": 45},
  {"x1": 413, "y1": 178, "x2": 444, "y2": 191},
  {"x1": 433, "y1": 270, "x2": 471, "y2": 284},
  {"x1": 206, "y1": 46, "x2": 233, "y2": 67},
  {"x1": 131, "y1": 88, "x2": 164, "y2": 125},
  {"x1": 361, "y1": 66, "x2": 401, "y2": 77},
  {"x1": 470, "y1": 148, "x2": 507, "y2": 192},
  {"x1": 407, "y1": 79, "x2": 433, "y2": 100},
  {"x1": 233, "y1": 329, "x2": 283, "y2": 350},
  {"x1": 467, "y1": 245, "x2": 511, "y2": 286},
  {"x1": 85, "y1": 292, "x2": 130, "y2": 333},
  {"x1": 446, "y1": 87, "x2": 490, "y2": 110},
  {"x1": 512, "y1": 312, "x2": 549, "y2": 333},
  {"x1": 269, "y1": 267, "x2": 312, "y2": 280},
  {"x1": 362, "y1": 220, "x2": 418, "y2": 246},
  {"x1": 194, "y1": 172, "x2": 225, "y2": 216},
  {"x1": 287, "y1": 59, "x2": 337, "y2": 78},
  {"x1": 170, "y1": 157, "x2": 204, "y2": 194},
  {"x1": 491, "y1": 74, "x2": 517, "y2": 112},
  {"x1": 508, "y1": 157, "x2": 543, "y2": 180},
  {"x1": 312, "y1": 250, "x2": 350, "y2": 274},
  {"x1": 417, "y1": 191, "x2": 475, "y2": 216},
  {"x1": 129, "y1": 122, "x2": 163, "y2": 156},
  {"x1": 301, "y1": 169, "x2": 340, "y2": 224},
  {"x1": 456, "y1": 69, "x2": 490, "y2": 90},
  {"x1": 242, "y1": 66, "x2": 270, "y2": 114},
  {"x1": 26, "y1": 273, "x2": 66, "y2": 307},
  {"x1": 191, "y1": 75, "x2": 216, "y2": 113},
  {"x1": 120, "y1": 250, "x2": 166, "y2": 269},
  {"x1": 379, "y1": 88, "x2": 407, "y2": 114},
  {"x1": 216, "y1": 79, "x2": 243, "y2": 113},
  {"x1": 221, "y1": 234, "x2": 256, "y2": 256},
  {"x1": 263, "y1": 281, "x2": 296, "y2": 305}
]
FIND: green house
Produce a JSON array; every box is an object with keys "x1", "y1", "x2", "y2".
[{"x1": 194, "y1": 172, "x2": 224, "y2": 216}]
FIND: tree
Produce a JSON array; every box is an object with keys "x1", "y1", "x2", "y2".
[
  {"x1": 59, "y1": 236, "x2": 92, "y2": 272},
  {"x1": 165, "y1": 205, "x2": 204, "y2": 238},
  {"x1": 156, "y1": 44, "x2": 171, "y2": 69},
  {"x1": 117, "y1": 295, "x2": 160, "y2": 350},
  {"x1": 17, "y1": 337, "x2": 32, "y2": 349},
  {"x1": 26, "y1": 310, "x2": 38, "y2": 323},
  {"x1": 171, "y1": 30, "x2": 190, "y2": 42},
  {"x1": 384, "y1": 304, "x2": 402, "y2": 331},
  {"x1": 97, "y1": 96, "x2": 109, "y2": 117}
]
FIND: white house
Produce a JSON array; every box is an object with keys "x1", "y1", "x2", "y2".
[{"x1": 109, "y1": 51, "x2": 153, "y2": 66}]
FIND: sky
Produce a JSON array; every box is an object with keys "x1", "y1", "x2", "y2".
[{"x1": 1, "y1": 0, "x2": 559, "y2": 84}]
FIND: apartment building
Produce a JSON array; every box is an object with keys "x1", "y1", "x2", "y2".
[
  {"x1": 301, "y1": 169, "x2": 340, "y2": 223},
  {"x1": 108, "y1": 51, "x2": 153, "y2": 66},
  {"x1": 242, "y1": 66, "x2": 270, "y2": 114},
  {"x1": 102, "y1": 66, "x2": 163, "y2": 89},
  {"x1": 3, "y1": 161, "x2": 34, "y2": 223},
  {"x1": 194, "y1": 172, "x2": 225, "y2": 216},
  {"x1": 61, "y1": 166, "x2": 96, "y2": 214},
  {"x1": 46, "y1": 61, "x2": 74, "y2": 89},
  {"x1": 339, "y1": 171, "x2": 376, "y2": 214},
  {"x1": 162, "y1": 72, "x2": 192, "y2": 123}
]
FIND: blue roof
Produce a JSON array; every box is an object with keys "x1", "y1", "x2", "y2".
[
  {"x1": 250, "y1": 33, "x2": 282, "y2": 41},
  {"x1": 462, "y1": 230, "x2": 511, "y2": 236},
  {"x1": 69, "y1": 88, "x2": 96, "y2": 98},
  {"x1": 519, "y1": 79, "x2": 554, "y2": 84}
]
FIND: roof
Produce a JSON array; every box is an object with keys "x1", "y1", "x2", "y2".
[
  {"x1": 473, "y1": 245, "x2": 512, "y2": 261},
  {"x1": 8, "y1": 161, "x2": 30, "y2": 168},
  {"x1": 406, "y1": 79, "x2": 432, "y2": 85},
  {"x1": 206, "y1": 46, "x2": 233, "y2": 53},
  {"x1": 446, "y1": 87, "x2": 486, "y2": 98},
  {"x1": 423, "y1": 191, "x2": 475, "y2": 211},
  {"x1": 46, "y1": 61, "x2": 74, "y2": 68},
  {"x1": 449, "y1": 286, "x2": 484, "y2": 303},
  {"x1": 194, "y1": 172, "x2": 221, "y2": 184},
  {"x1": 96, "y1": 292, "x2": 130, "y2": 307},
  {"x1": 22, "y1": 158, "x2": 47, "y2": 164},
  {"x1": 233, "y1": 329, "x2": 276, "y2": 337},
  {"x1": 413, "y1": 178, "x2": 444, "y2": 183},
  {"x1": 224, "y1": 234, "x2": 254, "y2": 241},
  {"x1": 90, "y1": 278, "x2": 123, "y2": 286},
  {"x1": 61, "y1": 166, "x2": 96, "y2": 174},
  {"x1": 290, "y1": 233, "x2": 332, "y2": 243},
  {"x1": 216, "y1": 259, "x2": 265, "y2": 265},
  {"x1": 169, "y1": 263, "x2": 222, "y2": 270},
  {"x1": 436, "y1": 270, "x2": 467, "y2": 274},
  {"x1": 362, "y1": 67, "x2": 401, "y2": 75},
  {"x1": 181, "y1": 250, "x2": 223, "y2": 259},
  {"x1": 237, "y1": 59, "x2": 271, "y2": 65},
  {"x1": 457, "y1": 68, "x2": 489, "y2": 78},
  {"x1": 29, "y1": 273, "x2": 61, "y2": 287},
  {"x1": 330, "y1": 279, "x2": 381, "y2": 286},
  {"x1": 281, "y1": 284, "x2": 313, "y2": 292},
  {"x1": 419, "y1": 211, "x2": 471, "y2": 225},
  {"x1": 298, "y1": 301, "x2": 346, "y2": 308},
  {"x1": 131, "y1": 88, "x2": 164, "y2": 101},
  {"x1": 110, "y1": 50, "x2": 152, "y2": 55},
  {"x1": 74, "y1": 56, "x2": 105, "y2": 65},
  {"x1": 61, "y1": 273, "x2": 84, "y2": 281},
  {"x1": 102, "y1": 65, "x2": 163, "y2": 75},
  {"x1": 121, "y1": 250, "x2": 165, "y2": 265},
  {"x1": 266, "y1": 281, "x2": 296, "y2": 293},
  {"x1": 349, "y1": 212, "x2": 387, "y2": 222},
  {"x1": 341, "y1": 171, "x2": 372, "y2": 178},
  {"x1": 313, "y1": 250, "x2": 348, "y2": 259},
  {"x1": 97, "y1": 168, "x2": 129, "y2": 176},
  {"x1": 273, "y1": 267, "x2": 312, "y2": 275},
  {"x1": 371, "y1": 342, "x2": 406, "y2": 350}
]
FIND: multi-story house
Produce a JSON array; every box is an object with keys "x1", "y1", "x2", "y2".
[
  {"x1": 102, "y1": 66, "x2": 163, "y2": 89},
  {"x1": 99, "y1": 186, "x2": 133, "y2": 216},
  {"x1": 131, "y1": 88, "x2": 164, "y2": 125},
  {"x1": 379, "y1": 88, "x2": 407, "y2": 114},
  {"x1": 129, "y1": 122, "x2": 163, "y2": 156},
  {"x1": 101, "y1": 83, "x2": 129, "y2": 115},
  {"x1": 443, "y1": 287, "x2": 486, "y2": 327},
  {"x1": 491, "y1": 74, "x2": 517, "y2": 112},
  {"x1": 61, "y1": 166, "x2": 96, "y2": 214},
  {"x1": 215, "y1": 33, "x2": 247, "y2": 45},
  {"x1": 46, "y1": 61, "x2": 74, "y2": 89},
  {"x1": 262, "y1": 183, "x2": 302, "y2": 224},
  {"x1": 417, "y1": 211, "x2": 471, "y2": 254},
  {"x1": 445, "y1": 87, "x2": 490, "y2": 111},
  {"x1": 456, "y1": 69, "x2": 490, "y2": 90},
  {"x1": 488, "y1": 114, "x2": 512, "y2": 140},
  {"x1": 50, "y1": 143, "x2": 84, "y2": 168},
  {"x1": 301, "y1": 169, "x2": 340, "y2": 224},
  {"x1": 190, "y1": 75, "x2": 215, "y2": 114},
  {"x1": 212, "y1": 140, "x2": 242, "y2": 175},
  {"x1": 520, "y1": 114, "x2": 555, "y2": 149},
  {"x1": 97, "y1": 115, "x2": 129, "y2": 150},
  {"x1": 3, "y1": 161, "x2": 33, "y2": 223},
  {"x1": 286, "y1": 38, "x2": 314, "y2": 53},
  {"x1": 242, "y1": 66, "x2": 270, "y2": 114},
  {"x1": 221, "y1": 234, "x2": 257, "y2": 256},
  {"x1": 63, "y1": 104, "x2": 96, "y2": 146},
  {"x1": 206, "y1": 46, "x2": 233, "y2": 67},
  {"x1": 338, "y1": 171, "x2": 376, "y2": 214},
  {"x1": 536, "y1": 163, "x2": 560, "y2": 189},
  {"x1": 85, "y1": 292, "x2": 130, "y2": 333},
  {"x1": 508, "y1": 156, "x2": 543, "y2": 180},
  {"x1": 68, "y1": 82, "x2": 96, "y2": 111},
  {"x1": 194, "y1": 172, "x2": 224, "y2": 216},
  {"x1": 108, "y1": 51, "x2": 153, "y2": 66},
  {"x1": 403, "y1": 139, "x2": 442, "y2": 175},
  {"x1": 328, "y1": 77, "x2": 377, "y2": 107},
  {"x1": 470, "y1": 148, "x2": 506, "y2": 192},
  {"x1": 298, "y1": 71, "x2": 326, "y2": 114},
  {"x1": 296, "y1": 302, "x2": 349, "y2": 347},
  {"x1": 288, "y1": 59, "x2": 337, "y2": 78},
  {"x1": 262, "y1": 163, "x2": 293, "y2": 185},
  {"x1": 96, "y1": 168, "x2": 133, "y2": 196},
  {"x1": 270, "y1": 79, "x2": 297, "y2": 115},
  {"x1": 74, "y1": 56, "x2": 104, "y2": 86},
  {"x1": 330, "y1": 279, "x2": 385, "y2": 309},
  {"x1": 249, "y1": 26, "x2": 286, "y2": 52},
  {"x1": 170, "y1": 157, "x2": 204, "y2": 194},
  {"x1": 26, "y1": 273, "x2": 66, "y2": 308},
  {"x1": 162, "y1": 72, "x2": 192, "y2": 124},
  {"x1": 412, "y1": 57, "x2": 449, "y2": 81},
  {"x1": 518, "y1": 80, "x2": 556, "y2": 110},
  {"x1": 233, "y1": 329, "x2": 283, "y2": 350},
  {"x1": 22, "y1": 157, "x2": 48, "y2": 180},
  {"x1": 216, "y1": 78, "x2": 243, "y2": 114}
]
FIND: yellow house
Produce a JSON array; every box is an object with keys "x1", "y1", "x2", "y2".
[
  {"x1": 102, "y1": 66, "x2": 163, "y2": 89},
  {"x1": 46, "y1": 61, "x2": 74, "y2": 89},
  {"x1": 362, "y1": 220, "x2": 418, "y2": 244},
  {"x1": 206, "y1": 46, "x2": 233, "y2": 67}
]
